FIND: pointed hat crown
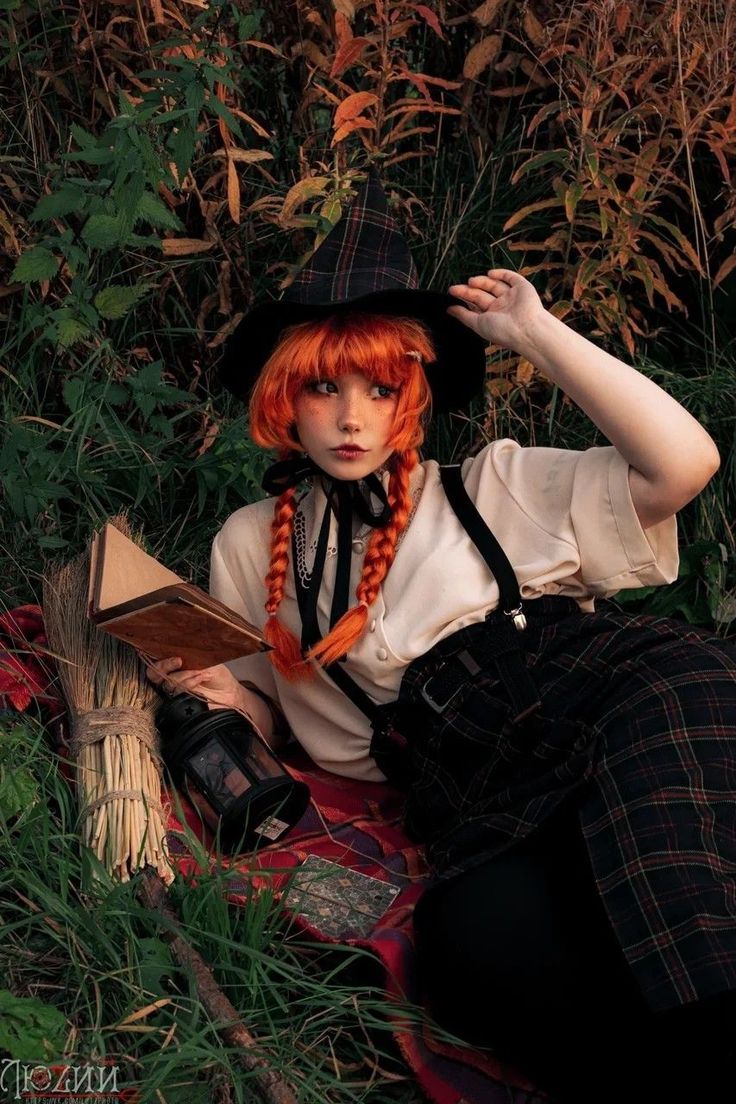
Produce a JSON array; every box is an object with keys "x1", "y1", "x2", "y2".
[{"x1": 282, "y1": 171, "x2": 419, "y2": 305}]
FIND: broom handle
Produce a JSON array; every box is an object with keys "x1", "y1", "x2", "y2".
[{"x1": 138, "y1": 867, "x2": 300, "y2": 1104}]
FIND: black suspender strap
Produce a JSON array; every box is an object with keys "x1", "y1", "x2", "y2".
[
  {"x1": 290, "y1": 462, "x2": 535, "y2": 788},
  {"x1": 293, "y1": 507, "x2": 331, "y2": 651},
  {"x1": 331, "y1": 482, "x2": 353, "y2": 630},
  {"x1": 440, "y1": 464, "x2": 527, "y2": 631}
]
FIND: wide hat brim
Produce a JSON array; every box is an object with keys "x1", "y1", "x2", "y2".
[{"x1": 219, "y1": 287, "x2": 488, "y2": 414}]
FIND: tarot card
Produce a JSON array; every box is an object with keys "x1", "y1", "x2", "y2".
[{"x1": 283, "y1": 855, "x2": 401, "y2": 939}]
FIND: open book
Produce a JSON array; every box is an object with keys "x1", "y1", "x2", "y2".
[{"x1": 88, "y1": 522, "x2": 269, "y2": 670}]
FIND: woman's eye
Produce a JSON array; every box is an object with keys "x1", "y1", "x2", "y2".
[
  {"x1": 311, "y1": 380, "x2": 337, "y2": 395},
  {"x1": 371, "y1": 384, "x2": 395, "y2": 399}
]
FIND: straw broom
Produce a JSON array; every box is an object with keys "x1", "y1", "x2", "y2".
[
  {"x1": 42, "y1": 517, "x2": 172, "y2": 884},
  {"x1": 42, "y1": 520, "x2": 301, "y2": 1104}
]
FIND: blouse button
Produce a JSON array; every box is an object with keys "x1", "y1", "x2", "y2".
[
  {"x1": 352, "y1": 538, "x2": 365, "y2": 553},
  {"x1": 376, "y1": 647, "x2": 388, "y2": 661}
]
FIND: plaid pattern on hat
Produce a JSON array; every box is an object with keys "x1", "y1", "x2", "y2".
[
  {"x1": 398, "y1": 596, "x2": 736, "y2": 1014},
  {"x1": 284, "y1": 172, "x2": 420, "y2": 304}
]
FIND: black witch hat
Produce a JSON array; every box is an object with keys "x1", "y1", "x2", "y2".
[{"x1": 219, "y1": 172, "x2": 488, "y2": 413}]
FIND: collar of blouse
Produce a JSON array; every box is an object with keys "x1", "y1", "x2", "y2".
[{"x1": 261, "y1": 454, "x2": 391, "y2": 638}]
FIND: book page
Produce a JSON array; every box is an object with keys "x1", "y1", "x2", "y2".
[{"x1": 94, "y1": 523, "x2": 183, "y2": 612}]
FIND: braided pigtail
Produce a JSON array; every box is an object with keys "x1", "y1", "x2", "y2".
[
  {"x1": 305, "y1": 449, "x2": 418, "y2": 667},
  {"x1": 263, "y1": 482, "x2": 312, "y2": 680}
]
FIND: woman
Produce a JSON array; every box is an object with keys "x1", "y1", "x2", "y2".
[{"x1": 147, "y1": 177, "x2": 735, "y2": 1101}]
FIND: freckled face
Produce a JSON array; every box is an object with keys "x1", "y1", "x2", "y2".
[{"x1": 293, "y1": 371, "x2": 398, "y2": 480}]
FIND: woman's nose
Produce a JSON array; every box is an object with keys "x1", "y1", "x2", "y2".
[{"x1": 337, "y1": 396, "x2": 363, "y2": 432}]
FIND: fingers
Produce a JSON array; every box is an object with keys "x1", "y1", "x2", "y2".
[
  {"x1": 448, "y1": 281, "x2": 498, "y2": 313},
  {"x1": 145, "y1": 656, "x2": 182, "y2": 679},
  {"x1": 485, "y1": 268, "x2": 522, "y2": 282},
  {"x1": 450, "y1": 270, "x2": 519, "y2": 299},
  {"x1": 145, "y1": 656, "x2": 184, "y2": 693}
]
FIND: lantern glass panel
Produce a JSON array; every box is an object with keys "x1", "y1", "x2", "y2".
[
  {"x1": 241, "y1": 733, "x2": 283, "y2": 780},
  {"x1": 187, "y1": 738, "x2": 251, "y2": 810}
]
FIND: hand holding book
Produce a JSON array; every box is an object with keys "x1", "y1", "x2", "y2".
[{"x1": 88, "y1": 522, "x2": 269, "y2": 670}]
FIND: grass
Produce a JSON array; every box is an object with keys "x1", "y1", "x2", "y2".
[{"x1": 0, "y1": 711, "x2": 441, "y2": 1103}]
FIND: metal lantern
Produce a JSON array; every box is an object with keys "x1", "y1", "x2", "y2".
[{"x1": 156, "y1": 694, "x2": 309, "y2": 853}]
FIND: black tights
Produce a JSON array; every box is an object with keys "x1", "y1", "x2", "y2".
[{"x1": 413, "y1": 800, "x2": 736, "y2": 1103}]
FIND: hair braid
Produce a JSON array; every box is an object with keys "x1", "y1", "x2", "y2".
[
  {"x1": 357, "y1": 450, "x2": 415, "y2": 606},
  {"x1": 263, "y1": 482, "x2": 312, "y2": 679},
  {"x1": 305, "y1": 450, "x2": 418, "y2": 667}
]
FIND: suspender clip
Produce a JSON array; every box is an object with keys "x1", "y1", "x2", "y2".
[{"x1": 505, "y1": 604, "x2": 527, "y2": 632}]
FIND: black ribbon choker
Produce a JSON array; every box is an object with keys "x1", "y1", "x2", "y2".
[{"x1": 261, "y1": 455, "x2": 392, "y2": 650}]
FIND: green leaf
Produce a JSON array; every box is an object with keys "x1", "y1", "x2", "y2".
[
  {"x1": 11, "y1": 247, "x2": 59, "y2": 284},
  {"x1": 65, "y1": 145, "x2": 115, "y2": 166},
  {"x1": 29, "y1": 186, "x2": 86, "y2": 222},
  {"x1": 62, "y1": 376, "x2": 85, "y2": 413},
  {"x1": 105, "y1": 382, "x2": 129, "y2": 406},
  {"x1": 511, "y1": 149, "x2": 571, "y2": 184},
  {"x1": 55, "y1": 313, "x2": 92, "y2": 347},
  {"x1": 37, "y1": 534, "x2": 70, "y2": 550},
  {"x1": 237, "y1": 9, "x2": 264, "y2": 38},
  {"x1": 69, "y1": 122, "x2": 97, "y2": 149},
  {"x1": 81, "y1": 214, "x2": 120, "y2": 251},
  {"x1": 94, "y1": 285, "x2": 148, "y2": 320},
  {"x1": 169, "y1": 125, "x2": 197, "y2": 178},
  {"x1": 135, "y1": 191, "x2": 183, "y2": 231},
  {"x1": 185, "y1": 80, "x2": 205, "y2": 113},
  {"x1": 114, "y1": 171, "x2": 146, "y2": 240},
  {"x1": 207, "y1": 94, "x2": 245, "y2": 142},
  {"x1": 0, "y1": 990, "x2": 67, "y2": 1061},
  {"x1": 0, "y1": 766, "x2": 37, "y2": 821},
  {"x1": 138, "y1": 937, "x2": 174, "y2": 994}
]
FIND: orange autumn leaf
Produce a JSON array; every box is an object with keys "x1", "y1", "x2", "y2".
[
  {"x1": 516, "y1": 357, "x2": 535, "y2": 385},
  {"x1": 713, "y1": 253, "x2": 736, "y2": 288},
  {"x1": 161, "y1": 238, "x2": 215, "y2": 256},
  {"x1": 330, "y1": 37, "x2": 371, "y2": 78},
  {"x1": 463, "y1": 35, "x2": 502, "y2": 80},
  {"x1": 227, "y1": 158, "x2": 240, "y2": 224},
  {"x1": 523, "y1": 7, "x2": 545, "y2": 47},
  {"x1": 470, "y1": 0, "x2": 506, "y2": 28},
  {"x1": 412, "y1": 4, "x2": 445, "y2": 39},
  {"x1": 332, "y1": 117, "x2": 375, "y2": 145},
  {"x1": 334, "y1": 91, "x2": 378, "y2": 127}
]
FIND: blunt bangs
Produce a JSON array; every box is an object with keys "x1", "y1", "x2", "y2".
[{"x1": 250, "y1": 313, "x2": 435, "y2": 453}]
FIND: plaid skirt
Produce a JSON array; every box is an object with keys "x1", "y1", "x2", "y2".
[{"x1": 396, "y1": 595, "x2": 736, "y2": 1013}]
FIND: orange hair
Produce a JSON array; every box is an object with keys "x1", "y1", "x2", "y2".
[{"x1": 250, "y1": 313, "x2": 434, "y2": 679}]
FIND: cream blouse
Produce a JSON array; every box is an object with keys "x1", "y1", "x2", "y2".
[{"x1": 209, "y1": 440, "x2": 679, "y2": 782}]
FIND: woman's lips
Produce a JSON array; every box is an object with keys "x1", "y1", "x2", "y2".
[{"x1": 332, "y1": 446, "x2": 367, "y2": 459}]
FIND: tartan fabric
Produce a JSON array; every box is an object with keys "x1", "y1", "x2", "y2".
[
  {"x1": 168, "y1": 746, "x2": 548, "y2": 1104},
  {"x1": 284, "y1": 170, "x2": 420, "y2": 303},
  {"x1": 398, "y1": 595, "x2": 736, "y2": 1014}
]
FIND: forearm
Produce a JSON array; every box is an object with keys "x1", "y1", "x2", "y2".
[
  {"x1": 518, "y1": 311, "x2": 720, "y2": 497},
  {"x1": 236, "y1": 682, "x2": 290, "y2": 752}
]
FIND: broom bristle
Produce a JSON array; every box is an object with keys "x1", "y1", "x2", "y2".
[
  {"x1": 43, "y1": 515, "x2": 171, "y2": 884},
  {"x1": 43, "y1": 548, "x2": 101, "y2": 715}
]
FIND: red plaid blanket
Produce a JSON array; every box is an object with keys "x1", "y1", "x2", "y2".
[{"x1": 1, "y1": 606, "x2": 547, "y2": 1104}]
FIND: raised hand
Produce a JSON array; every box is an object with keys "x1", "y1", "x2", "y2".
[{"x1": 446, "y1": 269, "x2": 546, "y2": 352}]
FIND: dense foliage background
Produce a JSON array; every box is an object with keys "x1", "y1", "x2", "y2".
[
  {"x1": 1, "y1": 4, "x2": 735, "y2": 1101},
  {"x1": 1, "y1": 0, "x2": 734, "y2": 630}
]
